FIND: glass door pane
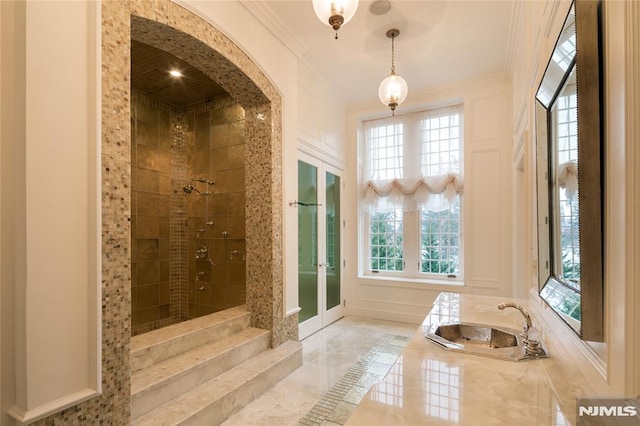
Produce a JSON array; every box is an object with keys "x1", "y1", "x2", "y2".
[
  {"x1": 298, "y1": 160, "x2": 318, "y2": 323},
  {"x1": 325, "y1": 172, "x2": 341, "y2": 310}
]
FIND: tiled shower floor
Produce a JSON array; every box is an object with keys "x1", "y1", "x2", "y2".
[{"x1": 221, "y1": 317, "x2": 417, "y2": 426}]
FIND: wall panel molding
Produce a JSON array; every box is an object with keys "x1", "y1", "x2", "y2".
[{"x1": 7, "y1": 1, "x2": 102, "y2": 422}]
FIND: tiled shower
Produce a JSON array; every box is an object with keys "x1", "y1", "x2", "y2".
[{"x1": 131, "y1": 91, "x2": 247, "y2": 335}]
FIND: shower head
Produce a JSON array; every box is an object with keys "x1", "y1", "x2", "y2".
[{"x1": 182, "y1": 184, "x2": 202, "y2": 195}]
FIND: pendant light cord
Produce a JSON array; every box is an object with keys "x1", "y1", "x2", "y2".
[{"x1": 390, "y1": 34, "x2": 396, "y2": 74}]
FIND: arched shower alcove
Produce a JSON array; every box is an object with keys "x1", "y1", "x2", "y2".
[
  {"x1": 102, "y1": 0, "x2": 297, "y2": 350},
  {"x1": 126, "y1": 11, "x2": 296, "y2": 345}
]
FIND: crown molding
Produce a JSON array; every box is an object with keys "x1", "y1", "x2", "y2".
[
  {"x1": 238, "y1": 0, "x2": 308, "y2": 58},
  {"x1": 504, "y1": 0, "x2": 525, "y2": 76}
]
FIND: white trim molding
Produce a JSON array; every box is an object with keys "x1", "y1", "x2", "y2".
[{"x1": 8, "y1": 389, "x2": 100, "y2": 425}]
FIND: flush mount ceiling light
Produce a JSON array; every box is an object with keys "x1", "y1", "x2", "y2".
[
  {"x1": 378, "y1": 28, "x2": 408, "y2": 115},
  {"x1": 312, "y1": 0, "x2": 359, "y2": 39},
  {"x1": 169, "y1": 69, "x2": 183, "y2": 78}
]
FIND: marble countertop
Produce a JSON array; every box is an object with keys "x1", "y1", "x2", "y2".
[{"x1": 346, "y1": 292, "x2": 594, "y2": 425}]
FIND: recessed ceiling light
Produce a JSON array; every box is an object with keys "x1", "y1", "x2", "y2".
[
  {"x1": 169, "y1": 70, "x2": 183, "y2": 78},
  {"x1": 370, "y1": 0, "x2": 391, "y2": 15}
]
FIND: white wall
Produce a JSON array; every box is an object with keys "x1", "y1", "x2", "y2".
[{"x1": 344, "y1": 76, "x2": 513, "y2": 324}]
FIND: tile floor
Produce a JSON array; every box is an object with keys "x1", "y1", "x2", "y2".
[{"x1": 222, "y1": 316, "x2": 418, "y2": 426}]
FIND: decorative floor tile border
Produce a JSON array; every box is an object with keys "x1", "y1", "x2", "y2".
[{"x1": 298, "y1": 334, "x2": 410, "y2": 426}]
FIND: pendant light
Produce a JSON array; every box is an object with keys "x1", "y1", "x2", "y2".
[
  {"x1": 312, "y1": 0, "x2": 359, "y2": 39},
  {"x1": 378, "y1": 29, "x2": 408, "y2": 115}
]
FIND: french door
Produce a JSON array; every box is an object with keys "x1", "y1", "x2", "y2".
[{"x1": 297, "y1": 155, "x2": 344, "y2": 339}]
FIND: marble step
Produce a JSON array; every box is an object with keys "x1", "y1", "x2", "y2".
[
  {"x1": 131, "y1": 306, "x2": 250, "y2": 373},
  {"x1": 131, "y1": 340, "x2": 303, "y2": 426},
  {"x1": 131, "y1": 327, "x2": 271, "y2": 420}
]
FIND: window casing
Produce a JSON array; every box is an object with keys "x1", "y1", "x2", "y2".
[{"x1": 361, "y1": 106, "x2": 464, "y2": 281}]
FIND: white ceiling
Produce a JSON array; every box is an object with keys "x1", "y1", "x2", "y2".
[{"x1": 244, "y1": 0, "x2": 517, "y2": 104}]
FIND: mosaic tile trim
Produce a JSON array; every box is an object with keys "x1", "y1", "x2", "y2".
[{"x1": 298, "y1": 335, "x2": 410, "y2": 426}]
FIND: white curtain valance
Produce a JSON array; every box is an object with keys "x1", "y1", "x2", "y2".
[
  {"x1": 557, "y1": 161, "x2": 578, "y2": 200},
  {"x1": 363, "y1": 173, "x2": 463, "y2": 213}
]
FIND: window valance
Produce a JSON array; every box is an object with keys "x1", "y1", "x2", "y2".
[
  {"x1": 363, "y1": 172, "x2": 463, "y2": 213},
  {"x1": 557, "y1": 161, "x2": 578, "y2": 199}
]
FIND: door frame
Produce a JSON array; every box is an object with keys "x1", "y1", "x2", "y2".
[{"x1": 297, "y1": 152, "x2": 345, "y2": 339}]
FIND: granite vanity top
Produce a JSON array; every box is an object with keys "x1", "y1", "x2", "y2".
[{"x1": 346, "y1": 292, "x2": 594, "y2": 425}]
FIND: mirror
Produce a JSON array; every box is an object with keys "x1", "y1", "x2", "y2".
[{"x1": 535, "y1": 1, "x2": 604, "y2": 342}]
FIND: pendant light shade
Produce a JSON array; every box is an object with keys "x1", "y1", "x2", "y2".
[
  {"x1": 378, "y1": 74, "x2": 408, "y2": 112},
  {"x1": 378, "y1": 29, "x2": 408, "y2": 114},
  {"x1": 312, "y1": 0, "x2": 359, "y2": 39}
]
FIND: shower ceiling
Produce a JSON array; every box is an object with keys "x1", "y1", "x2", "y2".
[{"x1": 131, "y1": 40, "x2": 228, "y2": 106}]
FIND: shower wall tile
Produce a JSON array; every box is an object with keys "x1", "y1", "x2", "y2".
[
  {"x1": 159, "y1": 172, "x2": 172, "y2": 194},
  {"x1": 138, "y1": 239, "x2": 159, "y2": 261},
  {"x1": 212, "y1": 168, "x2": 245, "y2": 193},
  {"x1": 136, "y1": 168, "x2": 160, "y2": 193},
  {"x1": 137, "y1": 192, "x2": 159, "y2": 216},
  {"x1": 210, "y1": 144, "x2": 245, "y2": 171},
  {"x1": 193, "y1": 149, "x2": 210, "y2": 175},
  {"x1": 132, "y1": 263, "x2": 138, "y2": 286},
  {"x1": 210, "y1": 123, "x2": 239, "y2": 148},
  {"x1": 158, "y1": 195, "x2": 170, "y2": 216},
  {"x1": 211, "y1": 103, "x2": 245, "y2": 124},
  {"x1": 228, "y1": 192, "x2": 246, "y2": 215},
  {"x1": 138, "y1": 103, "x2": 159, "y2": 124},
  {"x1": 159, "y1": 304, "x2": 170, "y2": 318},
  {"x1": 227, "y1": 217, "x2": 246, "y2": 239},
  {"x1": 137, "y1": 120, "x2": 159, "y2": 146},
  {"x1": 158, "y1": 282, "x2": 170, "y2": 305},
  {"x1": 157, "y1": 149, "x2": 171, "y2": 172},
  {"x1": 137, "y1": 284, "x2": 159, "y2": 308},
  {"x1": 160, "y1": 260, "x2": 170, "y2": 281},
  {"x1": 207, "y1": 193, "x2": 227, "y2": 215},
  {"x1": 159, "y1": 239, "x2": 170, "y2": 260},
  {"x1": 137, "y1": 261, "x2": 159, "y2": 285},
  {"x1": 159, "y1": 217, "x2": 170, "y2": 238},
  {"x1": 137, "y1": 143, "x2": 159, "y2": 170},
  {"x1": 228, "y1": 262, "x2": 246, "y2": 283},
  {"x1": 137, "y1": 216, "x2": 159, "y2": 239}
]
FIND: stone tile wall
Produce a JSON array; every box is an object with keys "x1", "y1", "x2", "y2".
[{"x1": 131, "y1": 92, "x2": 175, "y2": 335}]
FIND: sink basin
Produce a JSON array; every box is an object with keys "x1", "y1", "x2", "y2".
[
  {"x1": 425, "y1": 322, "x2": 545, "y2": 361},
  {"x1": 434, "y1": 323, "x2": 519, "y2": 349}
]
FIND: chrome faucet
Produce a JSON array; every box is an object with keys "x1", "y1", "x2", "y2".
[
  {"x1": 497, "y1": 302, "x2": 532, "y2": 337},
  {"x1": 497, "y1": 302, "x2": 547, "y2": 358}
]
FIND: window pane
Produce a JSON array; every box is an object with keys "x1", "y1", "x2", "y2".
[
  {"x1": 369, "y1": 123, "x2": 403, "y2": 180},
  {"x1": 370, "y1": 210, "x2": 404, "y2": 271},
  {"x1": 421, "y1": 113, "x2": 461, "y2": 176},
  {"x1": 420, "y1": 198, "x2": 460, "y2": 276}
]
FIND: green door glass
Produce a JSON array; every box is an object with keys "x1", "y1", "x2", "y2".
[
  {"x1": 298, "y1": 161, "x2": 318, "y2": 323},
  {"x1": 326, "y1": 172, "x2": 341, "y2": 310}
]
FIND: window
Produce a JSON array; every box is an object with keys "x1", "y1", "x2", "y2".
[
  {"x1": 554, "y1": 90, "x2": 580, "y2": 289},
  {"x1": 362, "y1": 106, "x2": 464, "y2": 280}
]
